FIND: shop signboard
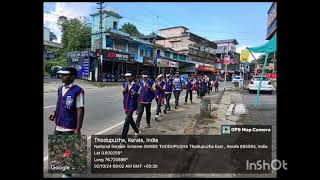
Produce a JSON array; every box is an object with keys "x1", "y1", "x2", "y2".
[
  {"x1": 99, "y1": 49, "x2": 134, "y2": 62},
  {"x1": 224, "y1": 55, "x2": 231, "y2": 65},
  {"x1": 67, "y1": 50, "x2": 91, "y2": 79},
  {"x1": 143, "y1": 56, "x2": 154, "y2": 65},
  {"x1": 197, "y1": 65, "x2": 215, "y2": 72},
  {"x1": 157, "y1": 58, "x2": 169, "y2": 67},
  {"x1": 179, "y1": 65, "x2": 196, "y2": 73},
  {"x1": 169, "y1": 61, "x2": 179, "y2": 68}
]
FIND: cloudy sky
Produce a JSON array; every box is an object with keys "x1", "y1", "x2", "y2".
[{"x1": 44, "y1": 2, "x2": 271, "y2": 60}]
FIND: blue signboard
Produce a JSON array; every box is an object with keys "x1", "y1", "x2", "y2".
[{"x1": 67, "y1": 50, "x2": 91, "y2": 79}]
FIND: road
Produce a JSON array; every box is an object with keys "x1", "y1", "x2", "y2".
[
  {"x1": 43, "y1": 80, "x2": 208, "y2": 162},
  {"x1": 239, "y1": 89, "x2": 277, "y2": 178},
  {"x1": 43, "y1": 79, "x2": 233, "y2": 159}
]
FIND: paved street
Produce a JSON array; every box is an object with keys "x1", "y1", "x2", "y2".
[
  {"x1": 43, "y1": 80, "x2": 277, "y2": 178},
  {"x1": 43, "y1": 78, "x2": 232, "y2": 160}
]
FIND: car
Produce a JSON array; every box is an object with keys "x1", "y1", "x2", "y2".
[
  {"x1": 248, "y1": 76, "x2": 273, "y2": 94},
  {"x1": 50, "y1": 66, "x2": 62, "y2": 78},
  {"x1": 232, "y1": 76, "x2": 243, "y2": 83}
]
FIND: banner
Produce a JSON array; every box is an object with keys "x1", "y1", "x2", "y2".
[
  {"x1": 99, "y1": 49, "x2": 134, "y2": 62},
  {"x1": 197, "y1": 65, "x2": 215, "y2": 72},
  {"x1": 240, "y1": 49, "x2": 250, "y2": 62}
]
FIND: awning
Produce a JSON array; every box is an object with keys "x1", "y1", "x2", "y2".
[
  {"x1": 247, "y1": 32, "x2": 277, "y2": 106},
  {"x1": 247, "y1": 33, "x2": 276, "y2": 53}
]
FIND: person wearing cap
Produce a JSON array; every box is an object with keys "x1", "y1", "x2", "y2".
[
  {"x1": 48, "y1": 66, "x2": 85, "y2": 178},
  {"x1": 121, "y1": 73, "x2": 141, "y2": 139},
  {"x1": 155, "y1": 74, "x2": 165, "y2": 121},
  {"x1": 172, "y1": 71, "x2": 183, "y2": 109},
  {"x1": 136, "y1": 71, "x2": 156, "y2": 129},
  {"x1": 163, "y1": 74, "x2": 173, "y2": 114},
  {"x1": 184, "y1": 76, "x2": 193, "y2": 104}
]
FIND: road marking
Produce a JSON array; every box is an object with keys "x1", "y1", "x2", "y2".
[
  {"x1": 44, "y1": 105, "x2": 56, "y2": 109},
  {"x1": 226, "y1": 104, "x2": 234, "y2": 116},
  {"x1": 234, "y1": 104, "x2": 247, "y2": 115},
  {"x1": 43, "y1": 95, "x2": 186, "y2": 162}
]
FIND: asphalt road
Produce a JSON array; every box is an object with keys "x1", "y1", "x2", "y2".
[{"x1": 239, "y1": 89, "x2": 277, "y2": 178}]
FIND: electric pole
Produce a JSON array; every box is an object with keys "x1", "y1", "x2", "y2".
[
  {"x1": 97, "y1": 2, "x2": 104, "y2": 82},
  {"x1": 223, "y1": 43, "x2": 229, "y2": 91}
]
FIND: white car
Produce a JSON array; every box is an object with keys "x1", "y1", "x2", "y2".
[
  {"x1": 248, "y1": 76, "x2": 273, "y2": 94},
  {"x1": 232, "y1": 76, "x2": 243, "y2": 87}
]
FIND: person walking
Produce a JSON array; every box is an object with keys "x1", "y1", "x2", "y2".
[
  {"x1": 163, "y1": 74, "x2": 173, "y2": 114},
  {"x1": 121, "y1": 73, "x2": 141, "y2": 140},
  {"x1": 155, "y1": 74, "x2": 165, "y2": 121},
  {"x1": 184, "y1": 77, "x2": 193, "y2": 104},
  {"x1": 135, "y1": 71, "x2": 155, "y2": 129},
  {"x1": 48, "y1": 67, "x2": 85, "y2": 178},
  {"x1": 214, "y1": 78, "x2": 219, "y2": 92},
  {"x1": 172, "y1": 71, "x2": 183, "y2": 109}
]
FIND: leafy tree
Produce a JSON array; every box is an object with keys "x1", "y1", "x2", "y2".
[
  {"x1": 120, "y1": 23, "x2": 144, "y2": 37},
  {"x1": 57, "y1": 16, "x2": 91, "y2": 52},
  {"x1": 148, "y1": 31, "x2": 157, "y2": 36}
]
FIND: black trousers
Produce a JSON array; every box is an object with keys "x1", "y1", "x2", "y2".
[
  {"x1": 164, "y1": 93, "x2": 172, "y2": 111},
  {"x1": 155, "y1": 97, "x2": 163, "y2": 115},
  {"x1": 122, "y1": 111, "x2": 139, "y2": 139},
  {"x1": 173, "y1": 90, "x2": 181, "y2": 107},
  {"x1": 136, "y1": 103, "x2": 151, "y2": 128},
  {"x1": 185, "y1": 90, "x2": 192, "y2": 102}
]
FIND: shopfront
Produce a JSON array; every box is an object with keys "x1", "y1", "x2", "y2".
[
  {"x1": 98, "y1": 49, "x2": 135, "y2": 80},
  {"x1": 157, "y1": 58, "x2": 179, "y2": 75},
  {"x1": 136, "y1": 56, "x2": 156, "y2": 78},
  {"x1": 196, "y1": 64, "x2": 215, "y2": 79}
]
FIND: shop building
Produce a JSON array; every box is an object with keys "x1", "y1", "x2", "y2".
[
  {"x1": 213, "y1": 39, "x2": 240, "y2": 78},
  {"x1": 90, "y1": 10, "x2": 157, "y2": 80},
  {"x1": 155, "y1": 26, "x2": 217, "y2": 75}
]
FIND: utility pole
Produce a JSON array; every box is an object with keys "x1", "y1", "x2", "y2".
[
  {"x1": 97, "y1": 2, "x2": 104, "y2": 82},
  {"x1": 223, "y1": 43, "x2": 229, "y2": 91}
]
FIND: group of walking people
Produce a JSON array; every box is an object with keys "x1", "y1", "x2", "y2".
[
  {"x1": 47, "y1": 66, "x2": 221, "y2": 178},
  {"x1": 121, "y1": 72, "x2": 221, "y2": 141}
]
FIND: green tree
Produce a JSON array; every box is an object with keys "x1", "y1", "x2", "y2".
[
  {"x1": 120, "y1": 23, "x2": 144, "y2": 37},
  {"x1": 148, "y1": 31, "x2": 157, "y2": 36},
  {"x1": 57, "y1": 16, "x2": 91, "y2": 52},
  {"x1": 257, "y1": 54, "x2": 274, "y2": 65}
]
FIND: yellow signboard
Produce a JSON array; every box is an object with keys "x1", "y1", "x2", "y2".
[{"x1": 241, "y1": 49, "x2": 250, "y2": 62}]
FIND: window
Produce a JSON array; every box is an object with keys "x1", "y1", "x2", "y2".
[
  {"x1": 145, "y1": 49, "x2": 148, "y2": 57},
  {"x1": 173, "y1": 53, "x2": 178, "y2": 59},
  {"x1": 140, "y1": 49, "x2": 144, "y2": 56},
  {"x1": 165, "y1": 51, "x2": 170, "y2": 58},
  {"x1": 113, "y1": 21, "x2": 118, "y2": 30},
  {"x1": 150, "y1": 50, "x2": 153, "y2": 58},
  {"x1": 105, "y1": 35, "x2": 112, "y2": 48},
  {"x1": 179, "y1": 55, "x2": 186, "y2": 61}
]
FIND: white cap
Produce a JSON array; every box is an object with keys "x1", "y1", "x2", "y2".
[
  {"x1": 142, "y1": 75, "x2": 149, "y2": 78},
  {"x1": 124, "y1": 73, "x2": 132, "y2": 77},
  {"x1": 166, "y1": 74, "x2": 170, "y2": 77},
  {"x1": 57, "y1": 70, "x2": 71, "y2": 75},
  {"x1": 157, "y1": 74, "x2": 163, "y2": 78}
]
